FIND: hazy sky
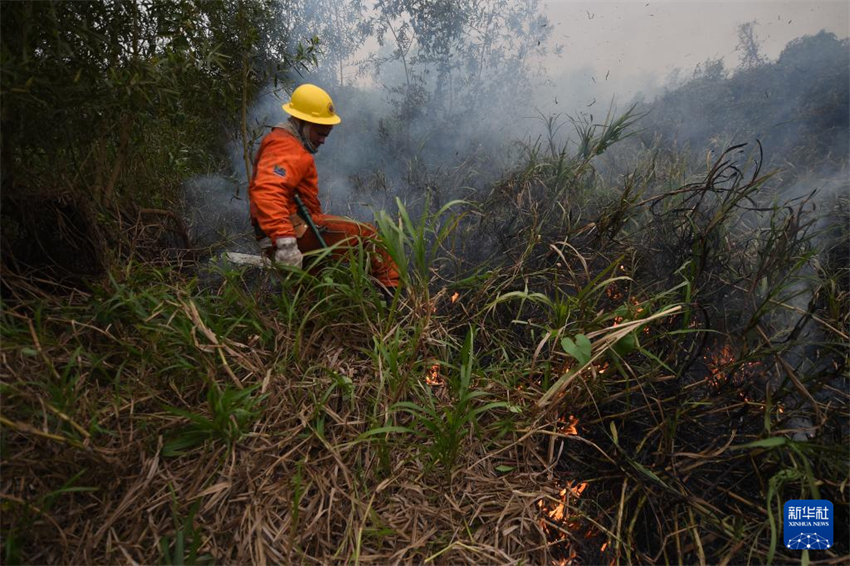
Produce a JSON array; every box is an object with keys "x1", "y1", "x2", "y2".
[
  {"x1": 534, "y1": 1, "x2": 849, "y2": 110},
  {"x1": 345, "y1": 1, "x2": 848, "y2": 123}
]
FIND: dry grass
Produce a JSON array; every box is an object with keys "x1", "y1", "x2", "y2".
[
  {"x1": 0, "y1": 270, "x2": 570, "y2": 565},
  {"x1": 2, "y1": 127, "x2": 848, "y2": 565}
]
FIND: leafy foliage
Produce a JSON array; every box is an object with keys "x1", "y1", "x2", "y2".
[
  {"x1": 163, "y1": 383, "x2": 266, "y2": 457},
  {"x1": 0, "y1": 0, "x2": 317, "y2": 277}
]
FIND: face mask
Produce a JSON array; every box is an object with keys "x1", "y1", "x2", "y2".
[
  {"x1": 278, "y1": 118, "x2": 318, "y2": 154},
  {"x1": 298, "y1": 122, "x2": 319, "y2": 154}
]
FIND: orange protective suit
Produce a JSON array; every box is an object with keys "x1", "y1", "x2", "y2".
[{"x1": 248, "y1": 127, "x2": 399, "y2": 288}]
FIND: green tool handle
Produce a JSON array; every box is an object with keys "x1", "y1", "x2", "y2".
[{"x1": 293, "y1": 192, "x2": 328, "y2": 248}]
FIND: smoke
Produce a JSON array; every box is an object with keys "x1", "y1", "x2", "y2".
[
  {"x1": 219, "y1": 1, "x2": 555, "y2": 220},
  {"x1": 182, "y1": 174, "x2": 255, "y2": 253},
  {"x1": 174, "y1": 1, "x2": 850, "y2": 450},
  {"x1": 182, "y1": 2, "x2": 848, "y2": 262},
  {"x1": 632, "y1": 31, "x2": 849, "y2": 174}
]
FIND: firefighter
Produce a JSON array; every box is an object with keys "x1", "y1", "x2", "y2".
[{"x1": 248, "y1": 83, "x2": 400, "y2": 293}]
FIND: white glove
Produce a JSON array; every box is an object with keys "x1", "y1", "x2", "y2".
[{"x1": 273, "y1": 237, "x2": 302, "y2": 268}]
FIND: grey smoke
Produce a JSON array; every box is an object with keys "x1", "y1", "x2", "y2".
[
  {"x1": 183, "y1": 174, "x2": 255, "y2": 253},
  {"x1": 181, "y1": 3, "x2": 848, "y2": 265}
]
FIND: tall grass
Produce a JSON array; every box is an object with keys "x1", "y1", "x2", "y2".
[{"x1": 1, "y1": 110, "x2": 847, "y2": 564}]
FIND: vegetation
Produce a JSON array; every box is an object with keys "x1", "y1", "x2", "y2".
[
  {"x1": 1, "y1": 0, "x2": 318, "y2": 280},
  {"x1": 3, "y1": 108, "x2": 847, "y2": 562},
  {"x1": 1, "y1": 2, "x2": 848, "y2": 565},
  {"x1": 641, "y1": 29, "x2": 849, "y2": 179}
]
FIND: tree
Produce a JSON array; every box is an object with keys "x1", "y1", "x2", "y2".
[
  {"x1": 281, "y1": 0, "x2": 369, "y2": 88},
  {"x1": 0, "y1": 0, "x2": 317, "y2": 278},
  {"x1": 358, "y1": 0, "x2": 552, "y2": 160},
  {"x1": 736, "y1": 21, "x2": 766, "y2": 70}
]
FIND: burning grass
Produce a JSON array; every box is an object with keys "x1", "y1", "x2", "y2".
[{"x1": 2, "y1": 116, "x2": 848, "y2": 564}]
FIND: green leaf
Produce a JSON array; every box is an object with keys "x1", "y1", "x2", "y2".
[
  {"x1": 495, "y1": 465, "x2": 514, "y2": 473},
  {"x1": 733, "y1": 436, "x2": 788, "y2": 450},
  {"x1": 47, "y1": 486, "x2": 98, "y2": 495},
  {"x1": 355, "y1": 426, "x2": 416, "y2": 442},
  {"x1": 471, "y1": 401, "x2": 510, "y2": 417},
  {"x1": 759, "y1": 276, "x2": 769, "y2": 297},
  {"x1": 612, "y1": 331, "x2": 638, "y2": 356},
  {"x1": 561, "y1": 334, "x2": 592, "y2": 365},
  {"x1": 610, "y1": 421, "x2": 619, "y2": 446},
  {"x1": 162, "y1": 430, "x2": 210, "y2": 457},
  {"x1": 631, "y1": 460, "x2": 667, "y2": 487}
]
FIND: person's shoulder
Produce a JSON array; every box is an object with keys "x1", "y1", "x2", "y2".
[
  {"x1": 267, "y1": 129, "x2": 312, "y2": 158},
  {"x1": 259, "y1": 129, "x2": 314, "y2": 175},
  {"x1": 265, "y1": 127, "x2": 299, "y2": 146},
  {"x1": 260, "y1": 129, "x2": 308, "y2": 160}
]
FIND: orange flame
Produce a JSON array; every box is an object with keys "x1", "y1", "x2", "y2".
[
  {"x1": 557, "y1": 414, "x2": 579, "y2": 436},
  {"x1": 425, "y1": 363, "x2": 444, "y2": 386},
  {"x1": 606, "y1": 284, "x2": 623, "y2": 301},
  {"x1": 705, "y1": 343, "x2": 735, "y2": 388},
  {"x1": 538, "y1": 480, "x2": 589, "y2": 536},
  {"x1": 703, "y1": 342, "x2": 762, "y2": 396},
  {"x1": 540, "y1": 477, "x2": 594, "y2": 565}
]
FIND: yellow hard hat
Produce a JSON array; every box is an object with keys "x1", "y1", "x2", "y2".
[{"x1": 282, "y1": 84, "x2": 342, "y2": 125}]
